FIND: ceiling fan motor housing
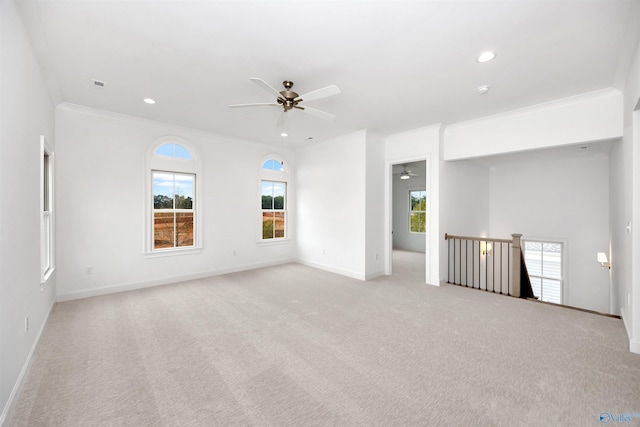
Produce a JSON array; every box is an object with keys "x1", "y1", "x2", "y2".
[{"x1": 279, "y1": 81, "x2": 300, "y2": 111}]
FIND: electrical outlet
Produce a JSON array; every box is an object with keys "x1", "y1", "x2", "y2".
[
  {"x1": 25, "y1": 316, "x2": 29, "y2": 333},
  {"x1": 85, "y1": 266, "x2": 93, "y2": 275},
  {"x1": 322, "y1": 249, "x2": 326, "y2": 255},
  {"x1": 628, "y1": 294, "x2": 632, "y2": 306},
  {"x1": 375, "y1": 253, "x2": 379, "y2": 261},
  {"x1": 232, "y1": 250, "x2": 236, "y2": 256}
]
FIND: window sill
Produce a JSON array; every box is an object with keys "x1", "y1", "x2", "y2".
[
  {"x1": 144, "y1": 247, "x2": 202, "y2": 258},
  {"x1": 257, "y1": 238, "x2": 291, "y2": 246}
]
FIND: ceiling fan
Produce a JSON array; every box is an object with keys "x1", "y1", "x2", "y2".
[
  {"x1": 395, "y1": 165, "x2": 419, "y2": 180},
  {"x1": 229, "y1": 78, "x2": 340, "y2": 121}
]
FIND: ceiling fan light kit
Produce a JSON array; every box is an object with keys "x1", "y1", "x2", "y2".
[{"x1": 396, "y1": 164, "x2": 419, "y2": 180}]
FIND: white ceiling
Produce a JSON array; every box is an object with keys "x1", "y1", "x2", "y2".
[{"x1": 21, "y1": 0, "x2": 638, "y2": 148}]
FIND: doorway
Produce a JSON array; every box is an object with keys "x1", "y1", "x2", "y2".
[{"x1": 389, "y1": 160, "x2": 427, "y2": 283}]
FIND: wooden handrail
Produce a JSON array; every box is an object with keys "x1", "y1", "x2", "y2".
[{"x1": 444, "y1": 233, "x2": 512, "y2": 244}]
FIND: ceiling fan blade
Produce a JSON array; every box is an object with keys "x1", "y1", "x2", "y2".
[
  {"x1": 228, "y1": 103, "x2": 279, "y2": 108},
  {"x1": 296, "y1": 85, "x2": 340, "y2": 103},
  {"x1": 249, "y1": 77, "x2": 285, "y2": 100},
  {"x1": 298, "y1": 106, "x2": 336, "y2": 121}
]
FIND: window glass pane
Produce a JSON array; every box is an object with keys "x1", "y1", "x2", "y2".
[
  {"x1": 524, "y1": 241, "x2": 541, "y2": 252},
  {"x1": 262, "y1": 212, "x2": 275, "y2": 239},
  {"x1": 43, "y1": 153, "x2": 50, "y2": 212},
  {"x1": 262, "y1": 159, "x2": 283, "y2": 171},
  {"x1": 155, "y1": 144, "x2": 174, "y2": 157},
  {"x1": 274, "y1": 212, "x2": 285, "y2": 238},
  {"x1": 174, "y1": 144, "x2": 192, "y2": 159},
  {"x1": 524, "y1": 242, "x2": 542, "y2": 276},
  {"x1": 176, "y1": 212, "x2": 194, "y2": 247},
  {"x1": 410, "y1": 191, "x2": 426, "y2": 211},
  {"x1": 154, "y1": 172, "x2": 175, "y2": 208},
  {"x1": 155, "y1": 143, "x2": 193, "y2": 159},
  {"x1": 262, "y1": 181, "x2": 274, "y2": 209},
  {"x1": 410, "y1": 212, "x2": 424, "y2": 232},
  {"x1": 541, "y1": 278, "x2": 562, "y2": 304},
  {"x1": 273, "y1": 182, "x2": 285, "y2": 209},
  {"x1": 174, "y1": 174, "x2": 194, "y2": 209},
  {"x1": 154, "y1": 212, "x2": 174, "y2": 249},
  {"x1": 542, "y1": 243, "x2": 562, "y2": 279}
]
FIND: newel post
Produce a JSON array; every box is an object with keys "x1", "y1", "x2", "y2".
[{"x1": 511, "y1": 234, "x2": 522, "y2": 297}]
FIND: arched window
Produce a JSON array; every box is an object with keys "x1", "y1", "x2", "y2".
[
  {"x1": 145, "y1": 137, "x2": 201, "y2": 254},
  {"x1": 259, "y1": 156, "x2": 288, "y2": 240}
]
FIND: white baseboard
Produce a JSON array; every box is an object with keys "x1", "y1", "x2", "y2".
[
  {"x1": 57, "y1": 258, "x2": 294, "y2": 302},
  {"x1": 295, "y1": 259, "x2": 366, "y2": 281},
  {"x1": 365, "y1": 270, "x2": 385, "y2": 281},
  {"x1": 0, "y1": 297, "x2": 56, "y2": 427}
]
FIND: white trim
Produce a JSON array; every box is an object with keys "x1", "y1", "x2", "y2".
[
  {"x1": 56, "y1": 259, "x2": 295, "y2": 302},
  {"x1": 385, "y1": 155, "x2": 431, "y2": 284},
  {"x1": 40, "y1": 136, "x2": 55, "y2": 288},
  {"x1": 0, "y1": 297, "x2": 56, "y2": 426},
  {"x1": 259, "y1": 179, "x2": 288, "y2": 242},
  {"x1": 522, "y1": 237, "x2": 568, "y2": 305},
  {"x1": 145, "y1": 137, "x2": 202, "y2": 254}
]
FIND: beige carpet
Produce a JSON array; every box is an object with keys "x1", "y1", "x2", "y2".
[{"x1": 8, "y1": 251, "x2": 640, "y2": 426}]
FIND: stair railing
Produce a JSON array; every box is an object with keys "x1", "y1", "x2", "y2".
[{"x1": 444, "y1": 233, "x2": 532, "y2": 298}]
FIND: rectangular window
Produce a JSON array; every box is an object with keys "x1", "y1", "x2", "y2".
[
  {"x1": 153, "y1": 171, "x2": 195, "y2": 250},
  {"x1": 261, "y1": 180, "x2": 286, "y2": 239},
  {"x1": 40, "y1": 136, "x2": 54, "y2": 284},
  {"x1": 523, "y1": 240, "x2": 563, "y2": 304},
  {"x1": 409, "y1": 190, "x2": 426, "y2": 233}
]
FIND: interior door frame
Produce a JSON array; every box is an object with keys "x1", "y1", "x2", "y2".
[{"x1": 385, "y1": 155, "x2": 430, "y2": 282}]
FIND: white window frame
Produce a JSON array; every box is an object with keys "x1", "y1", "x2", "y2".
[
  {"x1": 522, "y1": 238, "x2": 566, "y2": 304},
  {"x1": 144, "y1": 136, "x2": 202, "y2": 256},
  {"x1": 40, "y1": 136, "x2": 55, "y2": 287},
  {"x1": 258, "y1": 155, "x2": 290, "y2": 243},
  {"x1": 152, "y1": 171, "x2": 196, "y2": 251},
  {"x1": 408, "y1": 189, "x2": 426, "y2": 234}
]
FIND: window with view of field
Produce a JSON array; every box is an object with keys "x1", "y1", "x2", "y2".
[
  {"x1": 153, "y1": 172, "x2": 195, "y2": 249},
  {"x1": 409, "y1": 190, "x2": 426, "y2": 233},
  {"x1": 146, "y1": 139, "x2": 200, "y2": 254},
  {"x1": 261, "y1": 180, "x2": 286, "y2": 239}
]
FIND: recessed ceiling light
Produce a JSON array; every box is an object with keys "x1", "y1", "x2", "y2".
[
  {"x1": 477, "y1": 85, "x2": 490, "y2": 94},
  {"x1": 476, "y1": 51, "x2": 496, "y2": 63},
  {"x1": 143, "y1": 98, "x2": 156, "y2": 104},
  {"x1": 280, "y1": 132, "x2": 288, "y2": 137}
]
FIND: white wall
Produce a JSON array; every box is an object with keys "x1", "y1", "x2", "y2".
[
  {"x1": 392, "y1": 168, "x2": 426, "y2": 253},
  {"x1": 444, "y1": 88, "x2": 623, "y2": 161},
  {"x1": 295, "y1": 130, "x2": 368, "y2": 279},
  {"x1": 54, "y1": 104, "x2": 295, "y2": 300},
  {"x1": 616, "y1": 0, "x2": 640, "y2": 352},
  {"x1": 364, "y1": 131, "x2": 386, "y2": 279},
  {"x1": 438, "y1": 157, "x2": 490, "y2": 283},
  {"x1": 385, "y1": 125, "x2": 440, "y2": 285},
  {"x1": 0, "y1": 0, "x2": 57, "y2": 422},
  {"x1": 489, "y1": 148, "x2": 611, "y2": 313}
]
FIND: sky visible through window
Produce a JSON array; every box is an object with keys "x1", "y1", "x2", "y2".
[
  {"x1": 155, "y1": 143, "x2": 192, "y2": 159},
  {"x1": 262, "y1": 159, "x2": 283, "y2": 171},
  {"x1": 154, "y1": 172, "x2": 194, "y2": 200}
]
